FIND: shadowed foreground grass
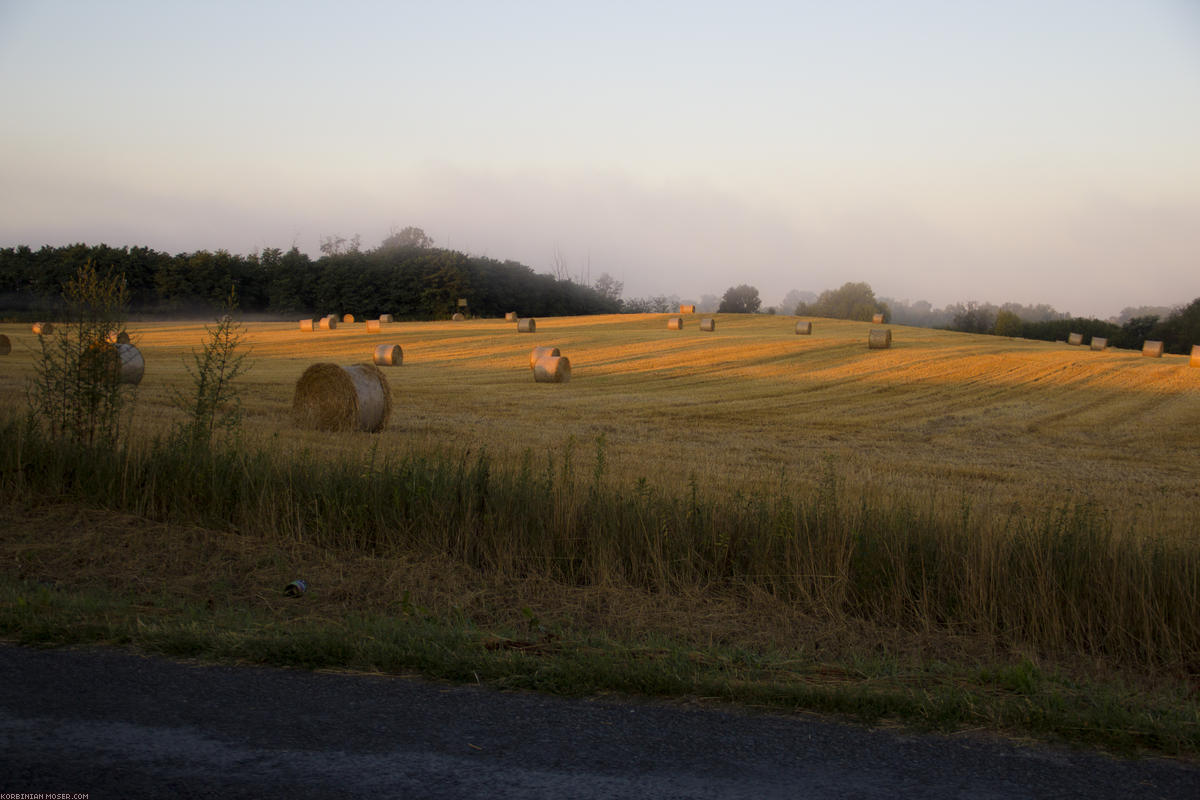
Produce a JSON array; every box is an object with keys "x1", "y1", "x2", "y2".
[{"x1": 1, "y1": 416, "x2": 1198, "y2": 756}]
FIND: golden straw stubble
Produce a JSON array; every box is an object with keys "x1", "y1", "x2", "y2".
[
  {"x1": 292, "y1": 362, "x2": 392, "y2": 433},
  {"x1": 533, "y1": 355, "x2": 571, "y2": 383}
]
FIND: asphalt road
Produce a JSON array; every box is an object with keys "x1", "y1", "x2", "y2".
[{"x1": 1, "y1": 643, "x2": 1196, "y2": 799}]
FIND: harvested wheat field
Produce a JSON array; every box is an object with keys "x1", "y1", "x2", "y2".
[{"x1": 1, "y1": 314, "x2": 1197, "y2": 532}]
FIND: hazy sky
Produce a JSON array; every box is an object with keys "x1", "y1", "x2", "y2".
[{"x1": 2, "y1": 1, "x2": 1198, "y2": 317}]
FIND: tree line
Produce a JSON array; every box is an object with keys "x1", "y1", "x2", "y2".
[{"x1": 0, "y1": 229, "x2": 621, "y2": 320}]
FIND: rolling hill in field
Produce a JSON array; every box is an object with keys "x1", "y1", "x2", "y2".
[{"x1": 2, "y1": 314, "x2": 1197, "y2": 533}]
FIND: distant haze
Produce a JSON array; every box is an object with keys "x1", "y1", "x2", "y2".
[{"x1": 2, "y1": 1, "x2": 1198, "y2": 318}]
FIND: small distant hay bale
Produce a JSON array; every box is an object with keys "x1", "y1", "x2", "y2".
[
  {"x1": 518, "y1": 318, "x2": 536, "y2": 333},
  {"x1": 300, "y1": 319, "x2": 317, "y2": 332},
  {"x1": 529, "y1": 346, "x2": 560, "y2": 369},
  {"x1": 1067, "y1": 332, "x2": 1083, "y2": 346},
  {"x1": 533, "y1": 355, "x2": 571, "y2": 383},
  {"x1": 667, "y1": 317, "x2": 683, "y2": 330},
  {"x1": 795, "y1": 321, "x2": 812, "y2": 335},
  {"x1": 379, "y1": 314, "x2": 394, "y2": 323},
  {"x1": 872, "y1": 313, "x2": 884, "y2": 324},
  {"x1": 1142, "y1": 340, "x2": 1164, "y2": 358},
  {"x1": 319, "y1": 316, "x2": 337, "y2": 330},
  {"x1": 0, "y1": 334, "x2": 10, "y2": 355},
  {"x1": 505, "y1": 312, "x2": 518, "y2": 321},
  {"x1": 81, "y1": 342, "x2": 144, "y2": 385},
  {"x1": 292, "y1": 362, "x2": 392, "y2": 433},
  {"x1": 1090, "y1": 337, "x2": 1107, "y2": 351},
  {"x1": 343, "y1": 314, "x2": 355, "y2": 324},
  {"x1": 105, "y1": 330, "x2": 131, "y2": 344},
  {"x1": 32, "y1": 322, "x2": 53, "y2": 335},
  {"x1": 1191, "y1": 345, "x2": 1200, "y2": 367},
  {"x1": 452, "y1": 313, "x2": 465, "y2": 321},
  {"x1": 868, "y1": 328, "x2": 892, "y2": 349},
  {"x1": 680, "y1": 304, "x2": 696, "y2": 314},
  {"x1": 699, "y1": 318, "x2": 715, "y2": 332},
  {"x1": 373, "y1": 344, "x2": 403, "y2": 366},
  {"x1": 366, "y1": 320, "x2": 381, "y2": 333}
]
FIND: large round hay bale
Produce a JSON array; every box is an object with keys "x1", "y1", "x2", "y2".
[
  {"x1": 319, "y1": 316, "x2": 337, "y2": 331},
  {"x1": 679, "y1": 304, "x2": 696, "y2": 314},
  {"x1": 533, "y1": 355, "x2": 571, "y2": 383},
  {"x1": 0, "y1": 334, "x2": 10, "y2": 355},
  {"x1": 872, "y1": 313, "x2": 885, "y2": 324},
  {"x1": 529, "y1": 345, "x2": 560, "y2": 369},
  {"x1": 505, "y1": 312, "x2": 518, "y2": 322},
  {"x1": 116, "y1": 343, "x2": 144, "y2": 385},
  {"x1": 105, "y1": 330, "x2": 131, "y2": 344},
  {"x1": 452, "y1": 312, "x2": 465, "y2": 321},
  {"x1": 292, "y1": 362, "x2": 392, "y2": 432},
  {"x1": 32, "y1": 322, "x2": 53, "y2": 335},
  {"x1": 1192, "y1": 345, "x2": 1200, "y2": 367},
  {"x1": 518, "y1": 318, "x2": 536, "y2": 333},
  {"x1": 795, "y1": 321, "x2": 812, "y2": 335},
  {"x1": 1090, "y1": 337, "x2": 1107, "y2": 351},
  {"x1": 373, "y1": 344, "x2": 403, "y2": 366},
  {"x1": 366, "y1": 320, "x2": 381, "y2": 333},
  {"x1": 1142, "y1": 340, "x2": 1164, "y2": 358},
  {"x1": 379, "y1": 314, "x2": 394, "y2": 323},
  {"x1": 699, "y1": 318, "x2": 715, "y2": 332},
  {"x1": 1067, "y1": 332, "x2": 1083, "y2": 346},
  {"x1": 343, "y1": 314, "x2": 355, "y2": 324},
  {"x1": 300, "y1": 319, "x2": 316, "y2": 332},
  {"x1": 868, "y1": 328, "x2": 892, "y2": 349},
  {"x1": 667, "y1": 317, "x2": 683, "y2": 330}
]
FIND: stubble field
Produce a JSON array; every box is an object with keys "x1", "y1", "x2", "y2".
[{"x1": 3, "y1": 312, "x2": 1197, "y2": 534}]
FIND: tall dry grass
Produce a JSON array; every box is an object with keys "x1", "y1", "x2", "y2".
[{"x1": 3, "y1": 416, "x2": 1196, "y2": 670}]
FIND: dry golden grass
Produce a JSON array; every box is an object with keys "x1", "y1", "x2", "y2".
[{"x1": 2, "y1": 314, "x2": 1198, "y2": 532}]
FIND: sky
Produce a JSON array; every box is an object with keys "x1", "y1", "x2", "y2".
[{"x1": 1, "y1": 0, "x2": 1198, "y2": 318}]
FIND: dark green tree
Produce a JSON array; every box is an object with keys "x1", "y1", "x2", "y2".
[{"x1": 718, "y1": 284, "x2": 761, "y2": 313}]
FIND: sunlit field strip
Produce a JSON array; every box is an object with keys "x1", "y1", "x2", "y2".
[{"x1": 2, "y1": 314, "x2": 1197, "y2": 533}]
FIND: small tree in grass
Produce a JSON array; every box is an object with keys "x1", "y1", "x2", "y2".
[
  {"x1": 28, "y1": 262, "x2": 132, "y2": 446},
  {"x1": 174, "y1": 286, "x2": 251, "y2": 448}
]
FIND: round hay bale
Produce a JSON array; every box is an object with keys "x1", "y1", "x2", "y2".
[
  {"x1": 32, "y1": 322, "x2": 53, "y2": 335},
  {"x1": 319, "y1": 316, "x2": 337, "y2": 331},
  {"x1": 116, "y1": 343, "x2": 144, "y2": 385},
  {"x1": 795, "y1": 321, "x2": 812, "y2": 335},
  {"x1": 0, "y1": 334, "x2": 10, "y2": 355},
  {"x1": 373, "y1": 344, "x2": 403, "y2": 366},
  {"x1": 679, "y1": 304, "x2": 696, "y2": 314},
  {"x1": 1142, "y1": 340, "x2": 1164, "y2": 358},
  {"x1": 1191, "y1": 345, "x2": 1200, "y2": 368},
  {"x1": 667, "y1": 317, "x2": 683, "y2": 330},
  {"x1": 1090, "y1": 337, "x2": 1107, "y2": 351},
  {"x1": 366, "y1": 320, "x2": 381, "y2": 333},
  {"x1": 379, "y1": 314, "x2": 394, "y2": 323},
  {"x1": 505, "y1": 312, "x2": 518, "y2": 322},
  {"x1": 105, "y1": 330, "x2": 131, "y2": 344},
  {"x1": 518, "y1": 318, "x2": 536, "y2": 333},
  {"x1": 1067, "y1": 332, "x2": 1083, "y2": 346},
  {"x1": 529, "y1": 346, "x2": 561, "y2": 369},
  {"x1": 292, "y1": 362, "x2": 392, "y2": 433},
  {"x1": 872, "y1": 313, "x2": 885, "y2": 324},
  {"x1": 452, "y1": 312, "x2": 465, "y2": 321},
  {"x1": 868, "y1": 328, "x2": 892, "y2": 349},
  {"x1": 300, "y1": 319, "x2": 317, "y2": 332},
  {"x1": 699, "y1": 318, "x2": 715, "y2": 332},
  {"x1": 79, "y1": 341, "x2": 144, "y2": 385},
  {"x1": 343, "y1": 314, "x2": 355, "y2": 324},
  {"x1": 533, "y1": 355, "x2": 571, "y2": 383}
]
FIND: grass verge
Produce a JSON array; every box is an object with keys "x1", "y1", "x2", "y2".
[{"x1": 1, "y1": 503, "x2": 1197, "y2": 759}]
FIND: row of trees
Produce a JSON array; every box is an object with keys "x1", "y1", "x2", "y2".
[{"x1": 0, "y1": 229, "x2": 621, "y2": 320}]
